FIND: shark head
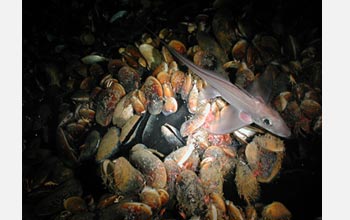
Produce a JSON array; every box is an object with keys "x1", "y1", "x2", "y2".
[{"x1": 253, "y1": 103, "x2": 291, "y2": 138}]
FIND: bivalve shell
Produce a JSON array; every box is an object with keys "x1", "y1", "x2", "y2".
[
  {"x1": 139, "y1": 43, "x2": 163, "y2": 70},
  {"x1": 95, "y1": 127, "x2": 120, "y2": 162},
  {"x1": 129, "y1": 144, "x2": 167, "y2": 189},
  {"x1": 113, "y1": 157, "x2": 145, "y2": 195},
  {"x1": 261, "y1": 201, "x2": 292, "y2": 220}
]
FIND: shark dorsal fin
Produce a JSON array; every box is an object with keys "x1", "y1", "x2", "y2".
[{"x1": 246, "y1": 66, "x2": 274, "y2": 104}]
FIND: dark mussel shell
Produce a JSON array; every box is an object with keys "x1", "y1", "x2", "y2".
[{"x1": 141, "y1": 98, "x2": 189, "y2": 155}]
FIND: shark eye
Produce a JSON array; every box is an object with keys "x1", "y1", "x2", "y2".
[{"x1": 262, "y1": 118, "x2": 272, "y2": 126}]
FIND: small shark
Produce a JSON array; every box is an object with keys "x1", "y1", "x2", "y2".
[{"x1": 163, "y1": 43, "x2": 291, "y2": 138}]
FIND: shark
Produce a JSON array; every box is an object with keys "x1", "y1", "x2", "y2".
[{"x1": 162, "y1": 41, "x2": 291, "y2": 138}]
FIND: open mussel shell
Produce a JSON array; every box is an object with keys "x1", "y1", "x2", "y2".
[
  {"x1": 245, "y1": 134, "x2": 285, "y2": 183},
  {"x1": 261, "y1": 201, "x2": 292, "y2": 220},
  {"x1": 160, "y1": 123, "x2": 185, "y2": 149},
  {"x1": 142, "y1": 99, "x2": 188, "y2": 155},
  {"x1": 119, "y1": 115, "x2": 141, "y2": 144},
  {"x1": 95, "y1": 127, "x2": 120, "y2": 163}
]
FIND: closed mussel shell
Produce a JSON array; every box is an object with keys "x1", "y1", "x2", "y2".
[
  {"x1": 95, "y1": 84, "x2": 125, "y2": 127},
  {"x1": 140, "y1": 186, "x2": 161, "y2": 210},
  {"x1": 79, "y1": 130, "x2": 100, "y2": 161},
  {"x1": 175, "y1": 169, "x2": 207, "y2": 217},
  {"x1": 139, "y1": 43, "x2": 163, "y2": 70},
  {"x1": 245, "y1": 134, "x2": 285, "y2": 183},
  {"x1": 95, "y1": 127, "x2": 120, "y2": 163},
  {"x1": 112, "y1": 93, "x2": 134, "y2": 128},
  {"x1": 300, "y1": 99, "x2": 321, "y2": 119},
  {"x1": 117, "y1": 66, "x2": 141, "y2": 93},
  {"x1": 261, "y1": 201, "x2": 292, "y2": 220},
  {"x1": 142, "y1": 76, "x2": 163, "y2": 115},
  {"x1": 129, "y1": 144, "x2": 167, "y2": 189},
  {"x1": 63, "y1": 196, "x2": 87, "y2": 214},
  {"x1": 113, "y1": 157, "x2": 145, "y2": 195}
]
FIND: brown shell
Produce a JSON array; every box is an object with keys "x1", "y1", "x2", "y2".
[
  {"x1": 156, "y1": 71, "x2": 171, "y2": 84},
  {"x1": 232, "y1": 39, "x2": 248, "y2": 61},
  {"x1": 95, "y1": 127, "x2": 120, "y2": 162},
  {"x1": 300, "y1": 99, "x2": 321, "y2": 119},
  {"x1": 117, "y1": 66, "x2": 141, "y2": 93},
  {"x1": 235, "y1": 161, "x2": 260, "y2": 203},
  {"x1": 181, "y1": 73, "x2": 193, "y2": 101},
  {"x1": 180, "y1": 102, "x2": 210, "y2": 137},
  {"x1": 112, "y1": 94, "x2": 134, "y2": 128},
  {"x1": 95, "y1": 83, "x2": 125, "y2": 127},
  {"x1": 226, "y1": 200, "x2": 244, "y2": 220},
  {"x1": 140, "y1": 186, "x2": 161, "y2": 210},
  {"x1": 139, "y1": 43, "x2": 163, "y2": 70},
  {"x1": 113, "y1": 157, "x2": 145, "y2": 195},
  {"x1": 273, "y1": 92, "x2": 292, "y2": 112},
  {"x1": 168, "y1": 40, "x2": 187, "y2": 55},
  {"x1": 199, "y1": 162, "x2": 223, "y2": 195},
  {"x1": 170, "y1": 70, "x2": 185, "y2": 94},
  {"x1": 108, "y1": 59, "x2": 125, "y2": 75},
  {"x1": 63, "y1": 196, "x2": 87, "y2": 213},
  {"x1": 162, "y1": 46, "x2": 174, "y2": 64},
  {"x1": 117, "y1": 202, "x2": 153, "y2": 220},
  {"x1": 129, "y1": 144, "x2": 167, "y2": 189},
  {"x1": 245, "y1": 134, "x2": 285, "y2": 183},
  {"x1": 119, "y1": 115, "x2": 141, "y2": 144},
  {"x1": 130, "y1": 91, "x2": 146, "y2": 115},
  {"x1": 165, "y1": 145, "x2": 200, "y2": 171},
  {"x1": 261, "y1": 202, "x2": 292, "y2": 220},
  {"x1": 175, "y1": 169, "x2": 207, "y2": 217},
  {"x1": 142, "y1": 76, "x2": 164, "y2": 115},
  {"x1": 152, "y1": 62, "x2": 168, "y2": 77},
  {"x1": 187, "y1": 82, "x2": 199, "y2": 114},
  {"x1": 162, "y1": 96, "x2": 178, "y2": 116}
]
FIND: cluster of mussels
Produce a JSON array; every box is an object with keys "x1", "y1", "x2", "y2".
[{"x1": 23, "y1": 2, "x2": 321, "y2": 220}]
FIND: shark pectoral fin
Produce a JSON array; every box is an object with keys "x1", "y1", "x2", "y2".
[
  {"x1": 205, "y1": 105, "x2": 252, "y2": 134},
  {"x1": 199, "y1": 85, "x2": 221, "y2": 101}
]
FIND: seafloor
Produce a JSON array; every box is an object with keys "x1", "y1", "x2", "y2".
[{"x1": 23, "y1": 0, "x2": 321, "y2": 219}]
